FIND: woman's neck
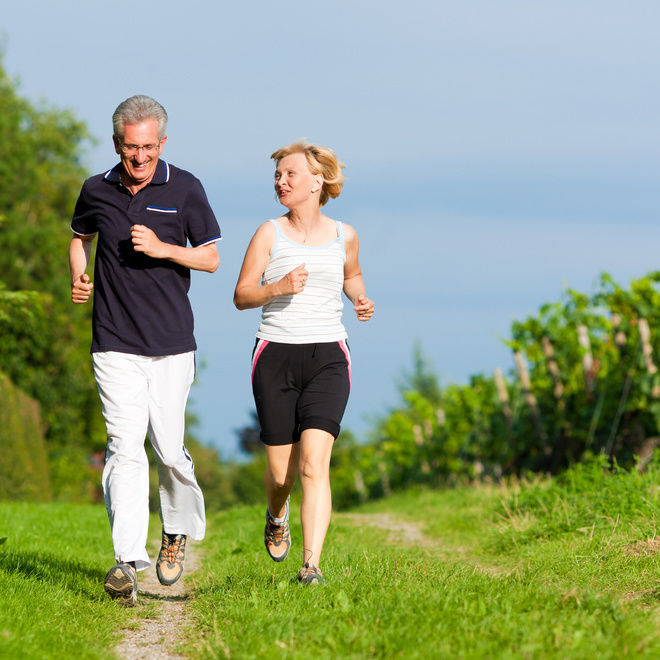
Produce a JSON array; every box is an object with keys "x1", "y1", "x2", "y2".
[{"x1": 287, "y1": 205, "x2": 322, "y2": 229}]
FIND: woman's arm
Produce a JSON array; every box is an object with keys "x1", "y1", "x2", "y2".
[
  {"x1": 233, "y1": 222, "x2": 309, "y2": 310},
  {"x1": 343, "y1": 224, "x2": 374, "y2": 322}
]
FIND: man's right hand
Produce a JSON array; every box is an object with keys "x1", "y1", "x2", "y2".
[{"x1": 71, "y1": 273, "x2": 93, "y2": 304}]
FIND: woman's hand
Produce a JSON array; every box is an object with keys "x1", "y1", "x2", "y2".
[
  {"x1": 353, "y1": 294, "x2": 374, "y2": 322},
  {"x1": 279, "y1": 263, "x2": 309, "y2": 295}
]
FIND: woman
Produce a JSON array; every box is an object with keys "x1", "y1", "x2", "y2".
[{"x1": 233, "y1": 140, "x2": 374, "y2": 584}]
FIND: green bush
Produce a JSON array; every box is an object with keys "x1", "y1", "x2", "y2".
[{"x1": 0, "y1": 372, "x2": 51, "y2": 501}]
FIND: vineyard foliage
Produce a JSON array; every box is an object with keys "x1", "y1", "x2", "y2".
[{"x1": 330, "y1": 271, "x2": 660, "y2": 508}]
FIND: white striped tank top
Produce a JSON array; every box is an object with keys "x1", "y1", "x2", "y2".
[{"x1": 256, "y1": 218, "x2": 347, "y2": 344}]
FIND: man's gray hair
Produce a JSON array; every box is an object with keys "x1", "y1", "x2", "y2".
[{"x1": 112, "y1": 95, "x2": 168, "y2": 139}]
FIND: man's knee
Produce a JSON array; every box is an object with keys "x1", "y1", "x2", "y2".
[{"x1": 157, "y1": 446, "x2": 190, "y2": 470}]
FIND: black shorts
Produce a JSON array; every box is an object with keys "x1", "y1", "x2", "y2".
[{"x1": 251, "y1": 340, "x2": 351, "y2": 446}]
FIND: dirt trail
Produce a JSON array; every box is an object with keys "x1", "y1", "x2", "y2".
[
  {"x1": 341, "y1": 512, "x2": 438, "y2": 548},
  {"x1": 342, "y1": 512, "x2": 508, "y2": 577},
  {"x1": 115, "y1": 541, "x2": 201, "y2": 660}
]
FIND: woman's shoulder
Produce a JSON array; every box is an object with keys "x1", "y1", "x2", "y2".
[
  {"x1": 321, "y1": 214, "x2": 356, "y2": 235},
  {"x1": 337, "y1": 220, "x2": 357, "y2": 242},
  {"x1": 254, "y1": 218, "x2": 281, "y2": 235},
  {"x1": 249, "y1": 219, "x2": 279, "y2": 250}
]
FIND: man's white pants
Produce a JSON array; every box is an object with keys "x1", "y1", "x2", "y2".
[{"x1": 93, "y1": 351, "x2": 206, "y2": 571}]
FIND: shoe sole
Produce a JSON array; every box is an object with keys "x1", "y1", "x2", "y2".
[{"x1": 104, "y1": 567, "x2": 137, "y2": 606}]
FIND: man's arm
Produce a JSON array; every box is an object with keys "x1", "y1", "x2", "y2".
[
  {"x1": 69, "y1": 233, "x2": 95, "y2": 304},
  {"x1": 130, "y1": 224, "x2": 219, "y2": 273}
]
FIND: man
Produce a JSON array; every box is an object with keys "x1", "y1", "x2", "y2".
[{"x1": 69, "y1": 95, "x2": 220, "y2": 606}]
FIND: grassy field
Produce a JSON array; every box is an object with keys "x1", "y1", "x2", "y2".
[
  {"x1": 3, "y1": 457, "x2": 660, "y2": 658},
  {"x1": 0, "y1": 502, "x2": 153, "y2": 659},
  {"x1": 191, "y1": 459, "x2": 660, "y2": 658}
]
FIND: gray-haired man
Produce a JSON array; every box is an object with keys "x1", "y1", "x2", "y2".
[{"x1": 69, "y1": 95, "x2": 221, "y2": 605}]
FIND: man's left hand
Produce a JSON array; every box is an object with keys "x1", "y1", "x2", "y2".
[{"x1": 131, "y1": 224, "x2": 168, "y2": 259}]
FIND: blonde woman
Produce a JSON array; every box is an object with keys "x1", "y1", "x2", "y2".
[{"x1": 233, "y1": 141, "x2": 374, "y2": 584}]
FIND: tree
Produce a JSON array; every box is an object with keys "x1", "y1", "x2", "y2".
[
  {"x1": 0, "y1": 55, "x2": 104, "y2": 499},
  {"x1": 234, "y1": 410, "x2": 263, "y2": 455}
]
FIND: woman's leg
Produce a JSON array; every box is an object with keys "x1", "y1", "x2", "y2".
[
  {"x1": 298, "y1": 429, "x2": 335, "y2": 568},
  {"x1": 264, "y1": 443, "x2": 299, "y2": 517}
]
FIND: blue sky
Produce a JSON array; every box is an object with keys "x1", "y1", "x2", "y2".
[{"x1": 2, "y1": 1, "x2": 659, "y2": 455}]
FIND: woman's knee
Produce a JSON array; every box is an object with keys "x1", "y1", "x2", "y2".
[{"x1": 298, "y1": 457, "x2": 329, "y2": 483}]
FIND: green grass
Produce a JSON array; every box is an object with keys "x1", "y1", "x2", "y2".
[
  {"x1": 4, "y1": 458, "x2": 660, "y2": 658},
  {"x1": 191, "y1": 461, "x2": 660, "y2": 658},
  {"x1": 0, "y1": 502, "x2": 159, "y2": 659}
]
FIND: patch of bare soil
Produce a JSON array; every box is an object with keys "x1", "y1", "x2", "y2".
[
  {"x1": 342, "y1": 512, "x2": 509, "y2": 577},
  {"x1": 114, "y1": 541, "x2": 201, "y2": 660},
  {"x1": 341, "y1": 513, "x2": 438, "y2": 548},
  {"x1": 623, "y1": 538, "x2": 660, "y2": 557}
]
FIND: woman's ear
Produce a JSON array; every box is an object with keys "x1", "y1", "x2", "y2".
[{"x1": 311, "y1": 176, "x2": 323, "y2": 193}]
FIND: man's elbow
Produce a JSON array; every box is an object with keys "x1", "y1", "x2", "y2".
[{"x1": 206, "y1": 253, "x2": 220, "y2": 273}]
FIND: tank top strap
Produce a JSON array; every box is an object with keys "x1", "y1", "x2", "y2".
[
  {"x1": 268, "y1": 218, "x2": 282, "y2": 257},
  {"x1": 335, "y1": 220, "x2": 345, "y2": 250}
]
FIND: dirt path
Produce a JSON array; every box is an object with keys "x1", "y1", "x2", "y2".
[
  {"x1": 342, "y1": 512, "x2": 508, "y2": 577},
  {"x1": 115, "y1": 540, "x2": 201, "y2": 660},
  {"x1": 341, "y1": 512, "x2": 438, "y2": 548}
]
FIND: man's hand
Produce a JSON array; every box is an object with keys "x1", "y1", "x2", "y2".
[
  {"x1": 131, "y1": 224, "x2": 168, "y2": 259},
  {"x1": 71, "y1": 273, "x2": 93, "y2": 304}
]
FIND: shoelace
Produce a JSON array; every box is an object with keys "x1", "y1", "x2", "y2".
[
  {"x1": 299, "y1": 563, "x2": 323, "y2": 581},
  {"x1": 265, "y1": 518, "x2": 287, "y2": 543},
  {"x1": 161, "y1": 535, "x2": 185, "y2": 564}
]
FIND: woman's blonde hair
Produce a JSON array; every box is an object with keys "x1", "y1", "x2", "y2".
[{"x1": 271, "y1": 140, "x2": 346, "y2": 207}]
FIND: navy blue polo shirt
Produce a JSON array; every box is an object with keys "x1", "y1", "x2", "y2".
[{"x1": 71, "y1": 160, "x2": 221, "y2": 356}]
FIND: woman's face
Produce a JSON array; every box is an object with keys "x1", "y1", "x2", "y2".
[{"x1": 274, "y1": 153, "x2": 319, "y2": 208}]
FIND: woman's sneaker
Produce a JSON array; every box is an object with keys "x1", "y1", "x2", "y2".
[
  {"x1": 264, "y1": 497, "x2": 291, "y2": 562},
  {"x1": 156, "y1": 531, "x2": 187, "y2": 586},
  {"x1": 104, "y1": 562, "x2": 137, "y2": 606},
  {"x1": 297, "y1": 563, "x2": 327, "y2": 585}
]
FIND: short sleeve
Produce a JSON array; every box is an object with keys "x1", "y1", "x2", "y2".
[
  {"x1": 183, "y1": 178, "x2": 221, "y2": 247},
  {"x1": 70, "y1": 184, "x2": 98, "y2": 236}
]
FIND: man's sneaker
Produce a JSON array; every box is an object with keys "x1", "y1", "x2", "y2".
[
  {"x1": 264, "y1": 497, "x2": 291, "y2": 562},
  {"x1": 297, "y1": 563, "x2": 327, "y2": 585},
  {"x1": 104, "y1": 563, "x2": 137, "y2": 606},
  {"x1": 156, "y1": 531, "x2": 187, "y2": 586}
]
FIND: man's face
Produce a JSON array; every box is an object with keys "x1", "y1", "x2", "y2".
[{"x1": 113, "y1": 118, "x2": 166, "y2": 188}]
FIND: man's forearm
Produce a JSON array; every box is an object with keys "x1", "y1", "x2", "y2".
[
  {"x1": 162, "y1": 242, "x2": 220, "y2": 273},
  {"x1": 69, "y1": 235, "x2": 93, "y2": 283}
]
